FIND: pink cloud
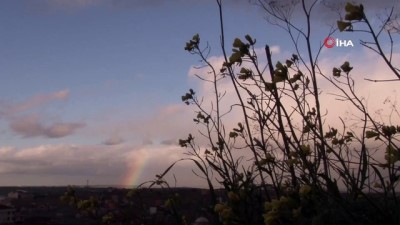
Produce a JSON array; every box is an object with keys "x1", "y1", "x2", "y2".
[
  {"x1": 0, "y1": 143, "x2": 205, "y2": 187},
  {"x1": 10, "y1": 115, "x2": 85, "y2": 138},
  {"x1": 2, "y1": 89, "x2": 69, "y2": 116},
  {"x1": 103, "y1": 136, "x2": 124, "y2": 145}
]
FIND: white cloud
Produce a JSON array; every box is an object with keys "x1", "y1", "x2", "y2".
[{"x1": 0, "y1": 143, "x2": 204, "y2": 187}]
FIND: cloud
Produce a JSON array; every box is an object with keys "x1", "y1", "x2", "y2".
[
  {"x1": 0, "y1": 89, "x2": 69, "y2": 117},
  {"x1": 0, "y1": 89, "x2": 85, "y2": 139},
  {"x1": 160, "y1": 139, "x2": 177, "y2": 145},
  {"x1": 10, "y1": 115, "x2": 85, "y2": 138},
  {"x1": 124, "y1": 144, "x2": 206, "y2": 187},
  {"x1": 102, "y1": 103, "x2": 194, "y2": 144},
  {"x1": 45, "y1": 122, "x2": 85, "y2": 138},
  {"x1": 103, "y1": 136, "x2": 124, "y2": 145},
  {"x1": 0, "y1": 143, "x2": 204, "y2": 187},
  {"x1": 40, "y1": 0, "x2": 102, "y2": 10},
  {"x1": 24, "y1": 0, "x2": 253, "y2": 13},
  {"x1": 0, "y1": 144, "x2": 127, "y2": 177}
]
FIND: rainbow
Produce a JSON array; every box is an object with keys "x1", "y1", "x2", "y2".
[{"x1": 122, "y1": 150, "x2": 149, "y2": 188}]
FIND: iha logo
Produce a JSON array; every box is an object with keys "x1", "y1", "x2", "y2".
[{"x1": 324, "y1": 37, "x2": 354, "y2": 48}]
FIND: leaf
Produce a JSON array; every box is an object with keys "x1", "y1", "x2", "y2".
[
  {"x1": 360, "y1": 148, "x2": 368, "y2": 185},
  {"x1": 340, "y1": 61, "x2": 353, "y2": 73},
  {"x1": 229, "y1": 131, "x2": 238, "y2": 138},
  {"x1": 238, "y1": 67, "x2": 253, "y2": 80},
  {"x1": 192, "y1": 33, "x2": 200, "y2": 43},
  {"x1": 344, "y1": 3, "x2": 364, "y2": 21},
  {"x1": 303, "y1": 125, "x2": 311, "y2": 133},
  {"x1": 325, "y1": 128, "x2": 338, "y2": 138},
  {"x1": 300, "y1": 144, "x2": 311, "y2": 156},
  {"x1": 385, "y1": 144, "x2": 399, "y2": 163},
  {"x1": 332, "y1": 67, "x2": 341, "y2": 77},
  {"x1": 382, "y1": 125, "x2": 397, "y2": 137},
  {"x1": 191, "y1": 159, "x2": 206, "y2": 174},
  {"x1": 275, "y1": 61, "x2": 284, "y2": 70},
  {"x1": 149, "y1": 161, "x2": 179, "y2": 188},
  {"x1": 273, "y1": 73, "x2": 286, "y2": 83},
  {"x1": 371, "y1": 164, "x2": 386, "y2": 190},
  {"x1": 365, "y1": 130, "x2": 379, "y2": 139},
  {"x1": 319, "y1": 174, "x2": 341, "y2": 198},
  {"x1": 299, "y1": 185, "x2": 312, "y2": 197},
  {"x1": 273, "y1": 63, "x2": 288, "y2": 83},
  {"x1": 289, "y1": 73, "x2": 302, "y2": 83},
  {"x1": 337, "y1": 21, "x2": 352, "y2": 32},
  {"x1": 229, "y1": 52, "x2": 242, "y2": 64},
  {"x1": 178, "y1": 139, "x2": 187, "y2": 147},
  {"x1": 286, "y1": 59, "x2": 293, "y2": 67},
  {"x1": 233, "y1": 38, "x2": 244, "y2": 48},
  {"x1": 245, "y1": 34, "x2": 255, "y2": 45},
  {"x1": 265, "y1": 82, "x2": 274, "y2": 92}
]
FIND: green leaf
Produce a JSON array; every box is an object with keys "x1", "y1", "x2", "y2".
[
  {"x1": 192, "y1": 33, "x2": 200, "y2": 43},
  {"x1": 340, "y1": 61, "x2": 353, "y2": 73},
  {"x1": 365, "y1": 130, "x2": 379, "y2": 139},
  {"x1": 319, "y1": 174, "x2": 340, "y2": 198},
  {"x1": 300, "y1": 144, "x2": 311, "y2": 156},
  {"x1": 265, "y1": 82, "x2": 274, "y2": 91},
  {"x1": 344, "y1": 3, "x2": 364, "y2": 21},
  {"x1": 371, "y1": 164, "x2": 386, "y2": 190},
  {"x1": 337, "y1": 21, "x2": 352, "y2": 32},
  {"x1": 385, "y1": 144, "x2": 399, "y2": 163},
  {"x1": 238, "y1": 67, "x2": 253, "y2": 80},
  {"x1": 229, "y1": 131, "x2": 238, "y2": 138},
  {"x1": 273, "y1": 62, "x2": 288, "y2": 82},
  {"x1": 275, "y1": 61, "x2": 284, "y2": 70},
  {"x1": 273, "y1": 74, "x2": 286, "y2": 83},
  {"x1": 191, "y1": 159, "x2": 206, "y2": 174},
  {"x1": 178, "y1": 139, "x2": 187, "y2": 147},
  {"x1": 233, "y1": 38, "x2": 244, "y2": 48},
  {"x1": 303, "y1": 125, "x2": 311, "y2": 133},
  {"x1": 286, "y1": 59, "x2": 293, "y2": 67},
  {"x1": 229, "y1": 52, "x2": 242, "y2": 64},
  {"x1": 333, "y1": 67, "x2": 341, "y2": 77},
  {"x1": 238, "y1": 75, "x2": 249, "y2": 80},
  {"x1": 149, "y1": 161, "x2": 180, "y2": 188},
  {"x1": 382, "y1": 125, "x2": 397, "y2": 137},
  {"x1": 325, "y1": 128, "x2": 338, "y2": 138},
  {"x1": 245, "y1": 34, "x2": 255, "y2": 45}
]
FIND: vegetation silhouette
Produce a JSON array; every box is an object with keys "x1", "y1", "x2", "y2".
[
  {"x1": 152, "y1": 1, "x2": 400, "y2": 225},
  {"x1": 62, "y1": 1, "x2": 400, "y2": 225}
]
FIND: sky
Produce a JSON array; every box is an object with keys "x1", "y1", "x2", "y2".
[{"x1": 0, "y1": 0, "x2": 399, "y2": 187}]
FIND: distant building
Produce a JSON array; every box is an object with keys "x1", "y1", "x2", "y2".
[
  {"x1": 0, "y1": 204, "x2": 16, "y2": 224},
  {"x1": 192, "y1": 216, "x2": 210, "y2": 225},
  {"x1": 8, "y1": 190, "x2": 34, "y2": 200}
]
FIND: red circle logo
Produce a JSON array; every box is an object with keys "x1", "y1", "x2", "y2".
[{"x1": 324, "y1": 37, "x2": 335, "y2": 48}]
